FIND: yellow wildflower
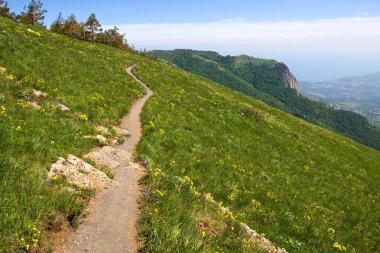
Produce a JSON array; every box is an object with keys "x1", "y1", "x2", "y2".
[
  {"x1": 332, "y1": 242, "x2": 347, "y2": 251},
  {"x1": 6, "y1": 74, "x2": 15, "y2": 81},
  {"x1": 154, "y1": 189, "x2": 164, "y2": 197},
  {"x1": 79, "y1": 114, "x2": 88, "y2": 121},
  {"x1": 328, "y1": 228, "x2": 336, "y2": 236},
  {"x1": 0, "y1": 105, "x2": 6, "y2": 116}
]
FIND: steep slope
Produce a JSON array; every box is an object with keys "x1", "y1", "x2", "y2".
[
  {"x1": 151, "y1": 49, "x2": 380, "y2": 151},
  {"x1": 0, "y1": 17, "x2": 379, "y2": 253},
  {"x1": 135, "y1": 59, "x2": 380, "y2": 252},
  {"x1": 300, "y1": 72, "x2": 380, "y2": 125},
  {"x1": 0, "y1": 17, "x2": 145, "y2": 251}
]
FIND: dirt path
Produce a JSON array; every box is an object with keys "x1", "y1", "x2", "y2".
[{"x1": 59, "y1": 65, "x2": 153, "y2": 253}]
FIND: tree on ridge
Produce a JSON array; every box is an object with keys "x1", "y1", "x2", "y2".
[
  {"x1": 19, "y1": 0, "x2": 47, "y2": 26},
  {"x1": 85, "y1": 13, "x2": 102, "y2": 42},
  {"x1": 0, "y1": 0, "x2": 10, "y2": 18}
]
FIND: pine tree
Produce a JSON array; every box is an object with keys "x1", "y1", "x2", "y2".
[
  {"x1": 85, "y1": 13, "x2": 102, "y2": 42},
  {"x1": 50, "y1": 12, "x2": 64, "y2": 33},
  {"x1": 0, "y1": 0, "x2": 10, "y2": 18},
  {"x1": 19, "y1": 0, "x2": 47, "y2": 26},
  {"x1": 63, "y1": 14, "x2": 85, "y2": 40},
  {"x1": 99, "y1": 26, "x2": 126, "y2": 48}
]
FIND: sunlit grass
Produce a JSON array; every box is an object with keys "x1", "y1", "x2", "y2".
[
  {"x1": 0, "y1": 17, "x2": 143, "y2": 251},
  {"x1": 0, "y1": 16, "x2": 379, "y2": 253},
  {"x1": 135, "y1": 62, "x2": 380, "y2": 252}
]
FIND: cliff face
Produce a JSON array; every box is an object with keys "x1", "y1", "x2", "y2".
[
  {"x1": 282, "y1": 68, "x2": 299, "y2": 92},
  {"x1": 276, "y1": 62, "x2": 299, "y2": 92}
]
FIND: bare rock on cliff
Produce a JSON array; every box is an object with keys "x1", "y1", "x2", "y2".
[
  {"x1": 276, "y1": 62, "x2": 299, "y2": 92},
  {"x1": 282, "y1": 68, "x2": 299, "y2": 91}
]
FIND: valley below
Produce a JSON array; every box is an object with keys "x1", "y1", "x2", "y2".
[{"x1": 300, "y1": 72, "x2": 380, "y2": 125}]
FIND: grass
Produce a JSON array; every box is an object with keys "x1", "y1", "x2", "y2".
[
  {"x1": 134, "y1": 62, "x2": 380, "y2": 252},
  {"x1": 0, "y1": 17, "x2": 379, "y2": 253},
  {"x1": 0, "y1": 17, "x2": 144, "y2": 251}
]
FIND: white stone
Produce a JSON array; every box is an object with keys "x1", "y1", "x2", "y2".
[
  {"x1": 57, "y1": 103, "x2": 70, "y2": 111},
  {"x1": 112, "y1": 126, "x2": 130, "y2": 136},
  {"x1": 85, "y1": 146, "x2": 129, "y2": 170},
  {"x1": 48, "y1": 155, "x2": 116, "y2": 190}
]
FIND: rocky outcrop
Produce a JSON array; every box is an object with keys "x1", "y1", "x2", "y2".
[
  {"x1": 48, "y1": 155, "x2": 116, "y2": 190},
  {"x1": 276, "y1": 63, "x2": 299, "y2": 92},
  {"x1": 282, "y1": 68, "x2": 299, "y2": 92},
  {"x1": 84, "y1": 146, "x2": 129, "y2": 170}
]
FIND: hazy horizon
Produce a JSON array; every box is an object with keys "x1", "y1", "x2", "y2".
[{"x1": 9, "y1": 0, "x2": 380, "y2": 82}]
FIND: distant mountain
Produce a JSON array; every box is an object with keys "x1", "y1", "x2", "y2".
[
  {"x1": 300, "y1": 72, "x2": 380, "y2": 125},
  {"x1": 151, "y1": 49, "x2": 380, "y2": 150}
]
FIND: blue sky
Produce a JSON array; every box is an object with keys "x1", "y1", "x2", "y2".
[{"x1": 8, "y1": 0, "x2": 380, "y2": 81}]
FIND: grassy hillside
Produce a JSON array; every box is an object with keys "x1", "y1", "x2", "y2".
[
  {"x1": 0, "y1": 17, "x2": 379, "y2": 253},
  {"x1": 135, "y1": 60, "x2": 380, "y2": 252},
  {"x1": 151, "y1": 50, "x2": 380, "y2": 151},
  {"x1": 0, "y1": 17, "x2": 144, "y2": 251}
]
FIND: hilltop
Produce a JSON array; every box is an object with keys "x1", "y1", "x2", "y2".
[
  {"x1": 0, "y1": 17, "x2": 379, "y2": 253},
  {"x1": 300, "y1": 72, "x2": 380, "y2": 125},
  {"x1": 151, "y1": 49, "x2": 380, "y2": 150}
]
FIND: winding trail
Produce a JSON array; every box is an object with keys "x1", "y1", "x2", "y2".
[{"x1": 60, "y1": 65, "x2": 153, "y2": 253}]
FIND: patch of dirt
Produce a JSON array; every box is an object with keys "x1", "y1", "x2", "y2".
[{"x1": 196, "y1": 215, "x2": 226, "y2": 237}]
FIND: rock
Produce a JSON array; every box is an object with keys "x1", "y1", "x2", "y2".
[
  {"x1": 83, "y1": 135, "x2": 109, "y2": 146},
  {"x1": 204, "y1": 193, "x2": 288, "y2": 253},
  {"x1": 48, "y1": 155, "x2": 116, "y2": 190},
  {"x1": 28, "y1": 101, "x2": 41, "y2": 109},
  {"x1": 96, "y1": 125, "x2": 110, "y2": 135},
  {"x1": 95, "y1": 135, "x2": 108, "y2": 146},
  {"x1": 84, "y1": 146, "x2": 130, "y2": 170},
  {"x1": 57, "y1": 103, "x2": 70, "y2": 111},
  {"x1": 276, "y1": 62, "x2": 299, "y2": 92},
  {"x1": 112, "y1": 126, "x2": 130, "y2": 136},
  {"x1": 61, "y1": 186, "x2": 76, "y2": 193},
  {"x1": 282, "y1": 69, "x2": 299, "y2": 92},
  {"x1": 32, "y1": 89, "x2": 48, "y2": 98},
  {"x1": 110, "y1": 139, "x2": 118, "y2": 146}
]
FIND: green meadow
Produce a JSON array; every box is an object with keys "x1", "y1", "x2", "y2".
[
  {"x1": 0, "y1": 17, "x2": 143, "y2": 251},
  {"x1": 0, "y1": 17, "x2": 379, "y2": 252},
  {"x1": 134, "y1": 64, "x2": 380, "y2": 252}
]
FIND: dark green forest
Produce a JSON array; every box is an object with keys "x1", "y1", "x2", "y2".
[{"x1": 152, "y1": 49, "x2": 380, "y2": 150}]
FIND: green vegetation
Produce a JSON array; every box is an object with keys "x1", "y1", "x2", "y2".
[
  {"x1": 0, "y1": 17, "x2": 143, "y2": 251},
  {"x1": 151, "y1": 50, "x2": 380, "y2": 150},
  {"x1": 1, "y1": 16, "x2": 379, "y2": 253},
  {"x1": 18, "y1": 0, "x2": 47, "y2": 26},
  {"x1": 50, "y1": 13, "x2": 130, "y2": 50},
  {"x1": 135, "y1": 59, "x2": 380, "y2": 252},
  {"x1": 300, "y1": 72, "x2": 380, "y2": 125}
]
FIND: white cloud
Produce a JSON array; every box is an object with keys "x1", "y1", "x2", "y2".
[
  {"x1": 109, "y1": 17, "x2": 380, "y2": 80},
  {"x1": 113, "y1": 17, "x2": 380, "y2": 50}
]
